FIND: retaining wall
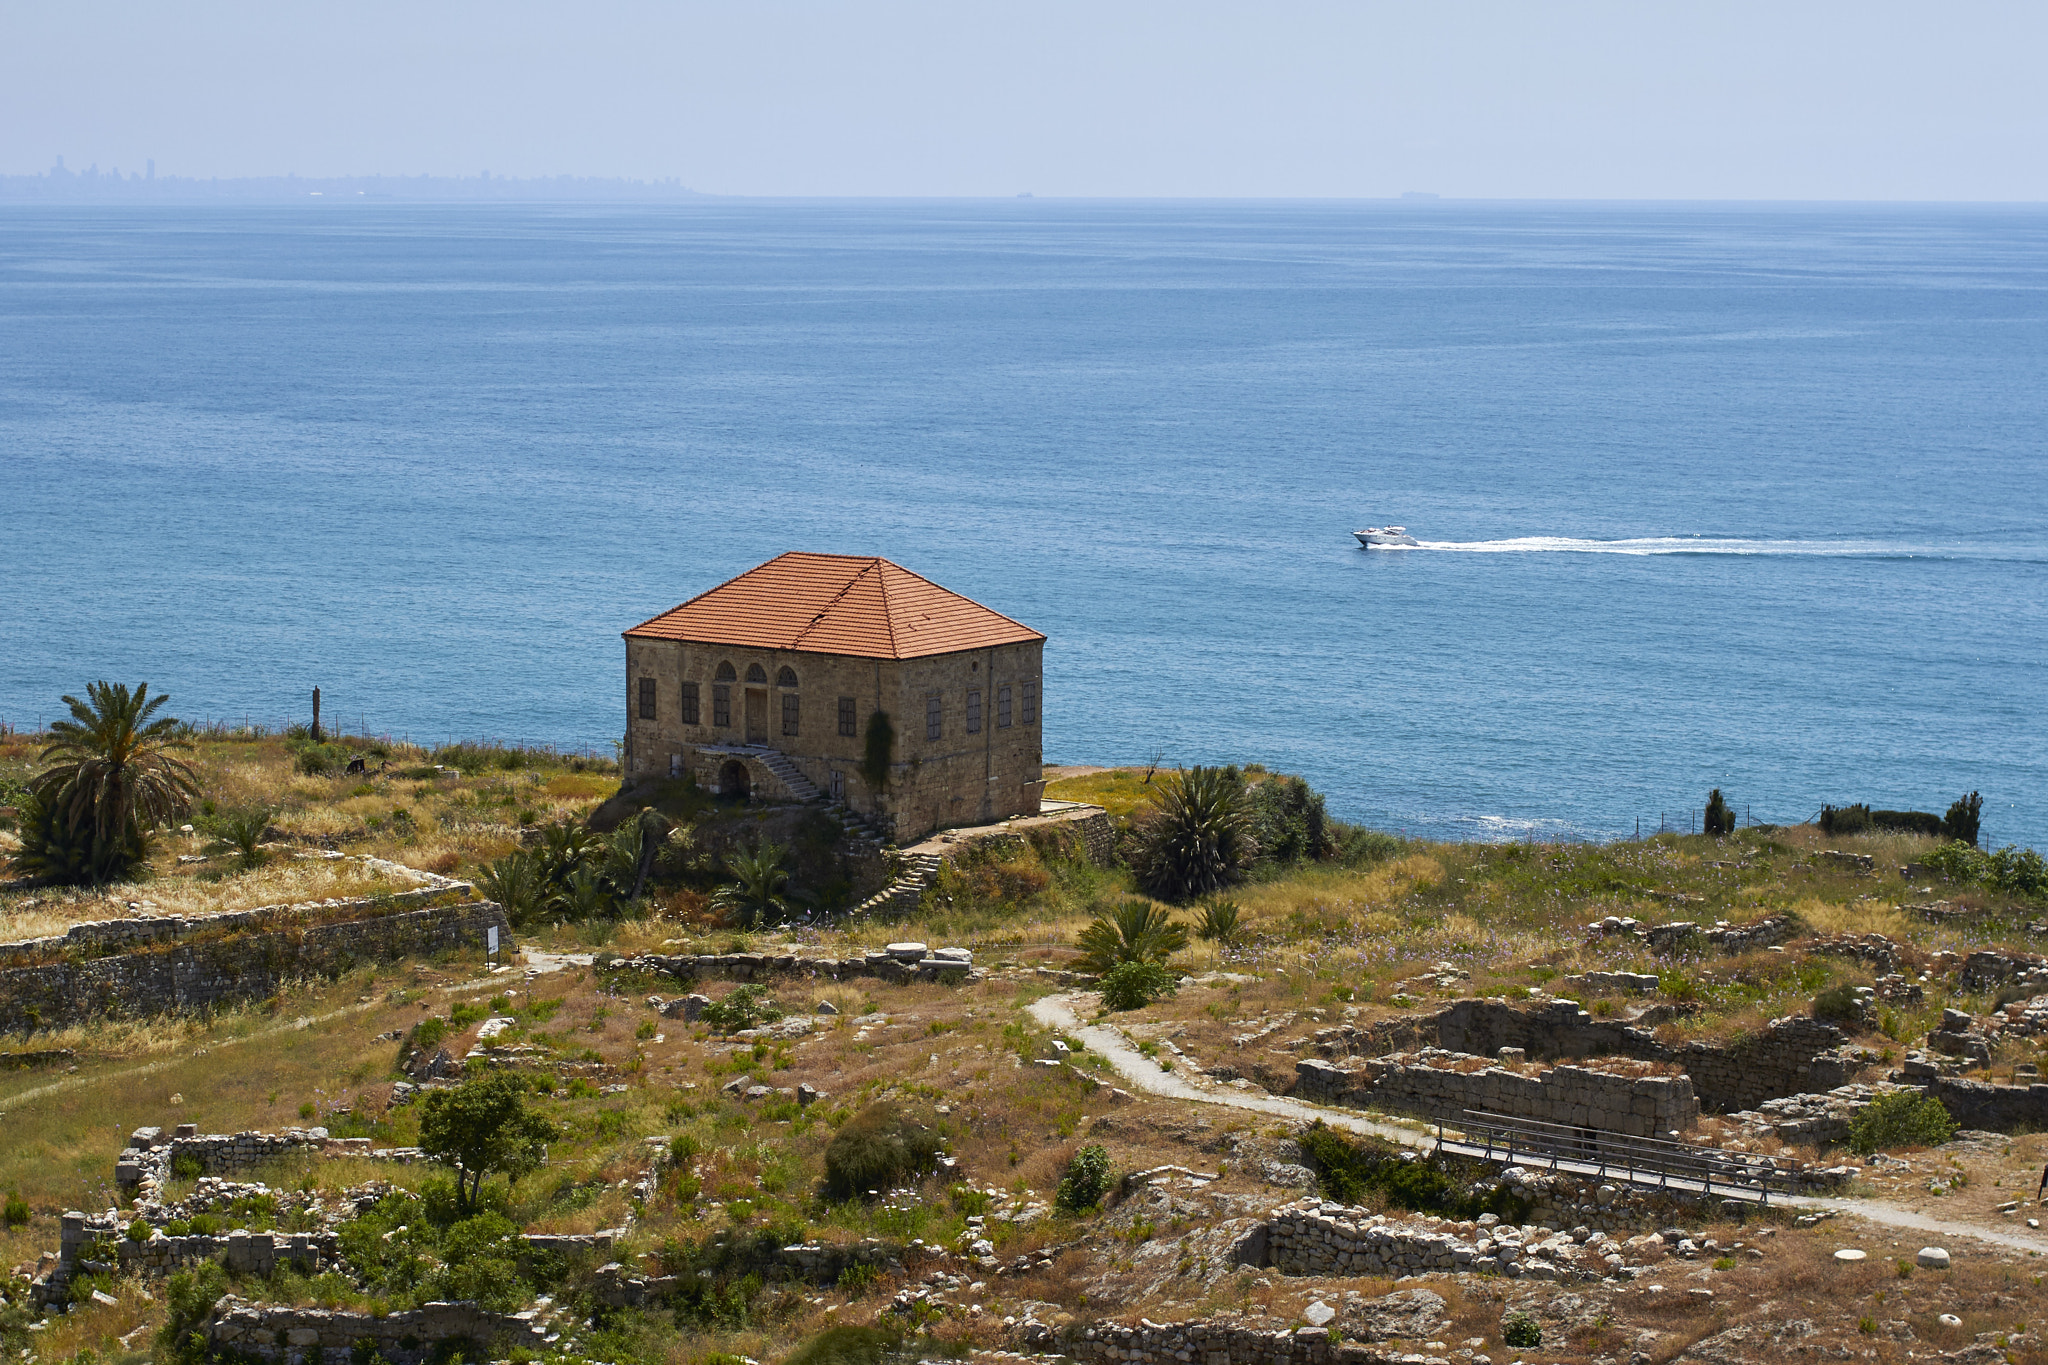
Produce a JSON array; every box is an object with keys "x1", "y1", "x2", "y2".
[
  {"x1": 0, "y1": 901, "x2": 512, "y2": 1034},
  {"x1": 1022, "y1": 1317, "x2": 1423, "y2": 1365}
]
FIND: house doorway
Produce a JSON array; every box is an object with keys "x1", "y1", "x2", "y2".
[
  {"x1": 744, "y1": 689, "x2": 768, "y2": 743},
  {"x1": 719, "y1": 759, "x2": 751, "y2": 801}
]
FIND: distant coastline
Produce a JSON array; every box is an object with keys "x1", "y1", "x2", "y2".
[{"x1": 0, "y1": 167, "x2": 707, "y2": 204}]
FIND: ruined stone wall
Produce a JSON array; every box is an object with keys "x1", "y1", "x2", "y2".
[
  {"x1": 612, "y1": 947, "x2": 974, "y2": 987},
  {"x1": 0, "y1": 902, "x2": 511, "y2": 1034},
  {"x1": 1365, "y1": 998, "x2": 1864, "y2": 1113},
  {"x1": 207, "y1": 1297, "x2": 548, "y2": 1365},
  {"x1": 120, "y1": 1230, "x2": 336, "y2": 1277},
  {"x1": 1025, "y1": 1317, "x2": 1362, "y2": 1365},
  {"x1": 1928, "y1": 1075, "x2": 2048, "y2": 1131},
  {"x1": 1295, "y1": 1050, "x2": 1699, "y2": 1142}
]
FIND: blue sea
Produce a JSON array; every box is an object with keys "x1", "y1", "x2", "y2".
[{"x1": 2, "y1": 201, "x2": 2045, "y2": 847}]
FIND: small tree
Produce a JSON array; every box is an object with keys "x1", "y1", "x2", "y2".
[
  {"x1": 1944, "y1": 791, "x2": 1983, "y2": 848},
  {"x1": 417, "y1": 1072, "x2": 558, "y2": 1211},
  {"x1": 1703, "y1": 789, "x2": 1734, "y2": 837},
  {"x1": 1847, "y1": 1090, "x2": 1959, "y2": 1154}
]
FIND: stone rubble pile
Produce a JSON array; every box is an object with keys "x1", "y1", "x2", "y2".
[
  {"x1": 1260, "y1": 1196, "x2": 1642, "y2": 1283},
  {"x1": 1725, "y1": 1082, "x2": 1919, "y2": 1148}
]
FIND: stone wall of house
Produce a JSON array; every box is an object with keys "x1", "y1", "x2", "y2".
[
  {"x1": 207, "y1": 1297, "x2": 549, "y2": 1365},
  {"x1": 1294, "y1": 1050, "x2": 1700, "y2": 1142},
  {"x1": 1350, "y1": 998, "x2": 1867, "y2": 1114},
  {"x1": 624, "y1": 637, "x2": 1045, "y2": 840},
  {"x1": 0, "y1": 901, "x2": 511, "y2": 1035}
]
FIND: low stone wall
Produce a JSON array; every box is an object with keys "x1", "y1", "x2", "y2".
[
  {"x1": 0, "y1": 861, "x2": 468, "y2": 964},
  {"x1": 1355, "y1": 998, "x2": 1868, "y2": 1114},
  {"x1": 1960, "y1": 950, "x2": 2048, "y2": 994},
  {"x1": 207, "y1": 1297, "x2": 548, "y2": 1365},
  {"x1": 613, "y1": 947, "x2": 974, "y2": 987},
  {"x1": 0, "y1": 901, "x2": 512, "y2": 1034},
  {"x1": 1295, "y1": 1050, "x2": 1699, "y2": 1142},
  {"x1": 120, "y1": 1229, "x2": 336, "y2": 1276}
]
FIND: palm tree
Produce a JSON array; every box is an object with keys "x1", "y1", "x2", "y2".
[
  {"x1": 1075, "y1": 898, "x2": 1188, "y2": 973},
  {"x1": 1130, "y1": 765, "x2": 1258, "y2": 901},
  {"x1": 711, "y1": 840, "x2": 792, "y2": 929},
  {"x1": 204, "y1": 808, "x2": 273, "y2": 871},
  {"x1": 548, "y1": 864, "x2": 615, "y2": 920},
  {"x1": 476, "y1": 850, "x2": 547, "y2": 924},
  {"x1": 29, "y1": 682, "x2": 199, "y2": 881}
]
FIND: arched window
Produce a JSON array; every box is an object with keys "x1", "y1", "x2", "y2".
[
  {"x1": 776, "y1": 666, "x2": 798, "y2": 688},
  {"x1": 714, "y1": 661, "x2": 737, "y2": 682},
  {"x1": 746, "y1": 662, "x2": 768, "y2": 684}
]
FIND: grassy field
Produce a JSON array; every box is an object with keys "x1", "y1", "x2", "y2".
[{"x1": 5, "y1": 744, "x2": 2048, "y2": 1365}]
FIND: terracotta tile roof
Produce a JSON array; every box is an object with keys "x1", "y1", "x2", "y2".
[{"x1": 625, "y1": 553, "x2": 1044, "y2": 660}]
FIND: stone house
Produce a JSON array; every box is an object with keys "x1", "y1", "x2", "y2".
[{"x1": 623, "y1": 553, "x2": 1045, "y2": 841}]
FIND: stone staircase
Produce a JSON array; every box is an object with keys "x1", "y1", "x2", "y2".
[
  {"x1": 851, "y1": 849, "x2": 944, "y2": 918},
  {"x1": 751, "y1": 748, "x2": 823, "y2": 803}
]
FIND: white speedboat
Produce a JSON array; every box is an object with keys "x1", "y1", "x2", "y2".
[{"x1": 1354, "y1": 526, "x2": 1419, "y2": 548}]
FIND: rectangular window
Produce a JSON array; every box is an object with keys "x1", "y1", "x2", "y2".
[
  {"x1": 680, "y1": 681, "x2": 700, "y2": 725},
  {"x1": 712, "y1": 684, "x2": 731, "y2": 729},
  {"x1": 926, "y1": 692, "x2": 942, "y2": 741},
  {"x1": 638, "y1": 677, "x2": 657, "y2": 720},
  {"x1": 781, "y1": 692, "x2": 800, "y2": 737},
  {"x1": 997, "y1": 685, "x2": 1012, "y2": 728},
  {"x1": 838, "y1": 696, "x2": 857, "y2": 737},
  {"x1": 1022, "y1": 679, "x2": 1039, "y2": 725},
  {"x1": 966, "y1": 688, "x2": 982, "y2": 734}
]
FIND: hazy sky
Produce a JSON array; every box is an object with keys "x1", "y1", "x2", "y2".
[{"x1": 6, "y1": 1, "x2": 2045, "y2": 199}]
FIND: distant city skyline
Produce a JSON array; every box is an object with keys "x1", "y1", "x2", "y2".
[{"x1": 5, "y1": 1, "x2": 2045, "y2": 200}]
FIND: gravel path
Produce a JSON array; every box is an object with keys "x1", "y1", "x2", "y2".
[{"x1": 1029, "y1": 990, "x2": 2048, "y2": 1258}]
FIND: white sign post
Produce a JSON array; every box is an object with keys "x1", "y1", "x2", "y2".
[{"x1": 487, "y1": 924, "x2": 499, "y2": 966}]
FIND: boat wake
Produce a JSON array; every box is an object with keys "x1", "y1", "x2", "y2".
[{"x1": 1393, "y1": 535, "x2": 2036, "y2": 561}]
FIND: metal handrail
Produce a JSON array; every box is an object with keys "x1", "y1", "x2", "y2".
[{"x1": 1445, "y1": 1109, "x2": 1789, "y2": 1203}]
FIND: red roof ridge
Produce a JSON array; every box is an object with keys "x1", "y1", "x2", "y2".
[{"x1": 624, "y1": 552, "x2": 1041, "y2": 660}]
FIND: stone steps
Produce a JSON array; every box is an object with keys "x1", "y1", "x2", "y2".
[{"x1": 851, "y1": 851, "x2": 944, "y2": 918}]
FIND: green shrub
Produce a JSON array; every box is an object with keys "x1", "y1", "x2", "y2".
[
  {"x1": 170, "y1": 1152, "x2": 203, "y2": 1181},
  {"x1": 125, "y1": 1219, "x2": 151, "y2": 1243},
  {"x1": 1297, "y1": 1122, "x2": 1529, "y2": 1222},
  {"x1": 3, "y1": 1193, "x2": 28, "y2": 1227},
  {"x1": 1099, "y1": 960, "x2": 1177, "y2": 1012},
  {"x1": 1194, "y1": 899, "x2": 1243, "y2": 942},
  {"x1": 1819, "y1": 803, "x2": 1872, "y2": 837},
  {"x1": 157, "y1": 1262, "x2": 230, "y2": 1365},
  {"x1": 823, "y1": 1103, "x2": 944, "y2": 1198},
  {"x1": 1055, "y1": 1145, "x2": 1114, "y2": 1213},
  {"x1": 1243, "y1": 774, "x2": 1331, "y2": 864},
  {"x1": 1130, "y1": 766, "x2": 1258, "y2": 901},
  {"x1": 1872, "y1": 809, "x2": 1943, "y2": 837},
  {"x1": 7, "y1": 787, "x2": 150, "y2": 886},
  {"x1": 784, "y1": 1325, "x2": 914, "y2": 1365},
  {"x1": 1501, "y1": 1312, "x2": 1541, "y2": 1349},
  {"x1": 1945, "y1": 791, "x2": 1984, "y2": 847},
  {"x1": 1075, "y1": 899, "x2": 1187, "y2": 973},
  {"x1": 1812, "y1": 983, "x2": 1866, "y2": 1023},
  {"x1": 1848, "y1": 1090, "x2": 1960, "y2": 1154},
  {"x1": 700, "y1": 984, "x2": 782, "y2": 1035},
  {"x1": 1704, "y1": 789, "x2": 1734, "y2": 837},
  {"x1": 836, "y1": 1261, "x2": 881, "y2": 1296},
  {"x1": 1918, "y1": 842, "x2": 2048, "y2": 900}
]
